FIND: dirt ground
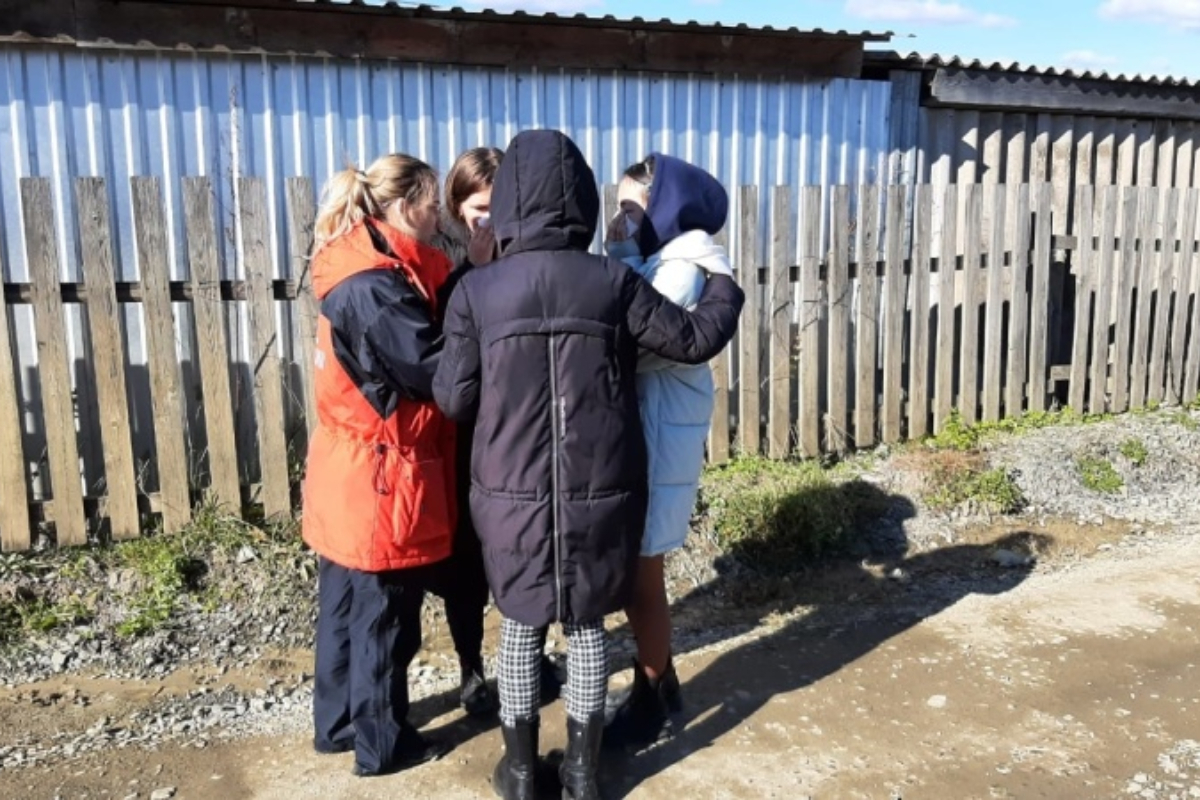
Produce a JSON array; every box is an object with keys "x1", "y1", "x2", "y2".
[{"x1": 3, "y1": 518, "x2": 1198, "y2": 800}]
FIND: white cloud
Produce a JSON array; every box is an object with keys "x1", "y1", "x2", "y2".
[
  {"x1": 1059, "y1": 49, "x2": 1120, "y2": 70},
  {"x1": 844, "y1": 0, "x2": 1017, "y2": 27},
  {"x1": 1099, "y1": 0, "x2": 1200, "y2": 28}
]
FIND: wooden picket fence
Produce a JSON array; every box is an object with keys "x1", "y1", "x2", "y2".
[{"x1": 2, "y1": 176, "x2": 1200, "y2": 551}]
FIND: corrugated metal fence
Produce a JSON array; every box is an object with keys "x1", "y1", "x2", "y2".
[{"x1": 0, "y1": 42, "x2": 893, "y2": 507}]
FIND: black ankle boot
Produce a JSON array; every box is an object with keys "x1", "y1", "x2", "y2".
[
  {"x1": 560, "y1": 713, "x2": 604, "y2": 800},
  {"x1": 602, "y1": 661, "x2": 673, "y2": 751},
  {"x1": 461, "y1": 667, "x2": 499, "y2": 718},
  {"x1": 493, "y1": 717, "x2": 539, "y2": 800}
]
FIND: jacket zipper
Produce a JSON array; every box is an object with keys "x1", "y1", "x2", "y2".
[{"x1": 547, "y1": 334, "x2": 564, "y2": 623}]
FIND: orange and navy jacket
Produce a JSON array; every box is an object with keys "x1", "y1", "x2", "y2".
[{"x1": 302, "y1": 218, "x2": 457, "y2": 572}]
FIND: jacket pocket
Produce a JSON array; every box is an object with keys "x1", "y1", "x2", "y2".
[{"x1": 378, "y1": 452, "x2": 453, "y2": 553}]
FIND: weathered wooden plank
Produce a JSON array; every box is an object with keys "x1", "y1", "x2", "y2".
[
  {"x1": 1156, "y1": 120, "x2": 1177, "y2": 188},
  {"x1": 1075, "y1": 116, "x2": 1097, "y2": 188},
  {"x1": 1184, "y1": 188, "x2": 1200, "y2": 403},
  {"x1": 1089, "y1": 186, "x2": 1119, "y2": 415},
  {"x1": 286, "y1": 178, "x2": 319, "y2": 438},
  {"x1": 827, "y1": 186, "x2": 851, "y2": 452},
  {"x1": 1111, "y1": 186, "x2": 1141, "y2": 413},
  {"x1": 1137, "y1": 121, "x2": 1158, "y2": 187},
  {"x1": 736, "y1": 186, "x2": 761, "y2": 456},
  {"x1": 1170, "y1": 188, "x2": 1199, "y2": 403},
  {"x1": 1129, "y1": 186, "x2": 1160, "y2": 410},
  {"x1": 908, "y1": 184, "x2": 933, "y2": 439},
  {"x1": 1148, "y1": 186, "x2": 1179, "y2": 404},
  {"x1": 959, "y1": 183, "x2": 982, "y2": 423},
  {"x1": 767, "y1": 186, "x2": 793, "y2": 459},
  {"x1": 855, "y1": 183, "x2": 880, "y2": 448},
  {"x1": 75, "y1": 178, "x2": 139, "y2": 540},
  {"x1": 240, "y1": 177, "x2": 292, "y2": 520},
  {"x1": 21, "y1": 179, "x2": 87, "y2": 547},
  {"x1": 935, "y1": 184, "x2": 959, "y2": 432},
  {"x1": 708, "y1": 225, "x2": 731, "y2": 464},
  {"x1": 1068, "y1": 185, "x2": 1095, "y2": 413},
  {"x1": 1007, "y1": 184, "x2": 1032, "y2": 417},
  {"x1": 0, "y1": 211, "x2": 32, "y2": 550},
  {"x1": 132, "y1": 177, "x2": 192, "y2": 533},
  {"x1": 1093, "y1": 116, "x2": 1117, "y2": 188},
  {"x1": 1028, "y1": 183, "x2": 1054, "y2": 413},
  {"x1": 797, "y1": 185, "x2": 822, "y2": 457},
  {"x1": 182, "y1": 178, "x2": 242, "y2": 512},
  {"x1": 982, "y1": 182, "x2": 1007, "y2": 422},
  {"x1": 1050, "y1": 115, "x2": 1075, "y2": 237},
  {"x1": 881, "y1": 185, "x2": 906, "y2": 443},
  {"x1": 1116, "y1": 120, "x2": 1139, "y2": 188}
]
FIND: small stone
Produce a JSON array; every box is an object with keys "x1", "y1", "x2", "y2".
[
  {"x1": 887, "y1": 568, "x2": 911, "y2": 584},
  {"x1": 149, "y1": 789, "x2": 176, "y2": 800},
  {"x1": 927, "y1": 695, "x2": 948, "y2": 709},
  {"x1": 235, "y1": 546, "x2": 258, "y2": 565},
  {"x1": 50, "y1": 651, "x2": 70, "y2": 671}
]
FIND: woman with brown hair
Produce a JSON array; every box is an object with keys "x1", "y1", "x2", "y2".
[
  {"x1": 428, "y1": 147, "x2": 566, "y2": 719},
  {"x1": 303, "y1": 153, "x2": 455, "y2": 776}
]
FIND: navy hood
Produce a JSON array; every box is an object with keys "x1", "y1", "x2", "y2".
[
  {"x1": 492, "y1": 129, "x2": 600, "y2": 257},
  {"x1": 637, "y1": 153, "x2": 729, "y2": 257}
]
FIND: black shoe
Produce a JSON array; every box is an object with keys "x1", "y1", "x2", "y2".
[
  {"x1": 492, "y1": 717, "x2": 539, "y2": 800},
  {"x1": 604, "y1": 657, "x2": 682, "y2": 718},
  {"x1": 462, "y1": 668, "x2": 499, "y2": 718},
  {"x1": 602, "y1": 661, "x2": 674, "y2": 751},
  {"x1": 560, "y1": 713, "x2": 604, "y2": 800},
  {"x1": 351, "y1": 728, "x2": 448, "y2": 777},
  {"x1": 540, "y1": 652, "x2": 567, "y2": 703}
]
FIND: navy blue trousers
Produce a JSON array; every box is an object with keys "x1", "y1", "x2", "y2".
[{"x1": 312, "y1": 557, "x2": 430, "y2": 774}]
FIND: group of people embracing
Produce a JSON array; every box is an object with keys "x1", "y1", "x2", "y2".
[{"x1": 300, "y1": 128, "x2": 744, "y2": 799}]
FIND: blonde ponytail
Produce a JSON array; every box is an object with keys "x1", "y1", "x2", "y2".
[{"x1": 314, "y1": 154, "x2": 439, "y2": 248}]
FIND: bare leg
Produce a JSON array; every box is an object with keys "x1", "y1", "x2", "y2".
[{"x1": 622, "y1": 554, "x2": 670, "y2": 679}]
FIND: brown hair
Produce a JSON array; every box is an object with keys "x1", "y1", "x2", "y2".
[
  {"x1": 623, "y1": 155, "x2": 656, "y2": 187},
  {"x1": 444, "y1": 147, "x2": 504, "y2": 223},
  {"x1": 314, "y1": 153, "x2": 438, "y2": 246}
]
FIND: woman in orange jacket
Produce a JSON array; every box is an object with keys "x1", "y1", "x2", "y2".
[{"x1": 302, "y1": 153, "x2": 455, "y2": 776}]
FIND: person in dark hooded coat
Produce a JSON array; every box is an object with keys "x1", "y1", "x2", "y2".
[{"x1": 433, "y1": 129, "x2": 744, "y2": 800}]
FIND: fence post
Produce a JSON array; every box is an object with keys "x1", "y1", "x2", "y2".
[
  {"x1": 183, "y1": 177, "x2": 243, "y2": 513},
  {"x1": 22, "y1": 178, "x2": 87, "y2": 546},
  {"x1": 132, "y1": 177, "x2": 192, "y2": 533},
  {"x1": 907, "y1": 184, "x2": 933, "y2": 439},
  {"x1": 76, "y1": 178, "x2": 140, "y2": 540},
  {"x1": 240, "y1": 177, "x2": 292, "y2": 521},
  {"x1": 826, "y1": 186, "x2": 851, "y2": 453},
  {"x1": 855, "y1": 183, "x2": 880, "y2": 448},
  {"x1": 797, "y1": 185, "x2": 822, "y2": 457},
  {"x1": 737, "y1": 185, "x2": 761, "y2": 456},
  {"x1": 768, "y1": 186, "x2": 793, "y2": 459}
]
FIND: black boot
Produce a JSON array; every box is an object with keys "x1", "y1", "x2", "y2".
[
  {"x1": 605, "y1": 657, "x2": 681, "y2": 717},
  {"x1": 602, "y1": 660, "x2": 674, "y2": 751},
  {"x1": 461, "y1": 666, "x2": 499, "y2": 718},
  {"x1": 492, "y1": 717, "x2": 539, "y2": 800},
  {"x1": 560, "y1": 713, "x2": 604, "y2": 800}
]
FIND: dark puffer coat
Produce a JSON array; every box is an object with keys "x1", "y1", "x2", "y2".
[{"x1": 432, "y1": 129, "x2": 744, "y2": 628}]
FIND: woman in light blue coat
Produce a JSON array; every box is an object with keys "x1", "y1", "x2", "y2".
[{"x1": 602, "y1": 154, "x2": 734, "y2": 749}]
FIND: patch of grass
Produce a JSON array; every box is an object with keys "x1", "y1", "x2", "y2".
[
  {"x1": 1075, "y1": 455, "x2": 1124, "y2": 494},
  {"x1": 921, "y1": 451, "x2": 1026, "y2": 514},
  {"x1": 927, "y1": 407, "x2": 1110, "y2": 452},
  {"x1": 1168, "y1": 410, "x2": 1200, "y2": 431},
  {"x1": 1119, "y1": 438, "x2": 1149, "y2": 467},
  {"x1": 699, "y1": 456, "x2": 894, "y2": 574}
]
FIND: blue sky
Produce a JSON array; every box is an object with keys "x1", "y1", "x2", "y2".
[{"x1": 433, "y1": 0, "x2": 1200, "y2": 81}]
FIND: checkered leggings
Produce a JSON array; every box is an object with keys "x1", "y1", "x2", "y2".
[{"x1": 498, "y1": 616, "x2": 608, "y2": 725}]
